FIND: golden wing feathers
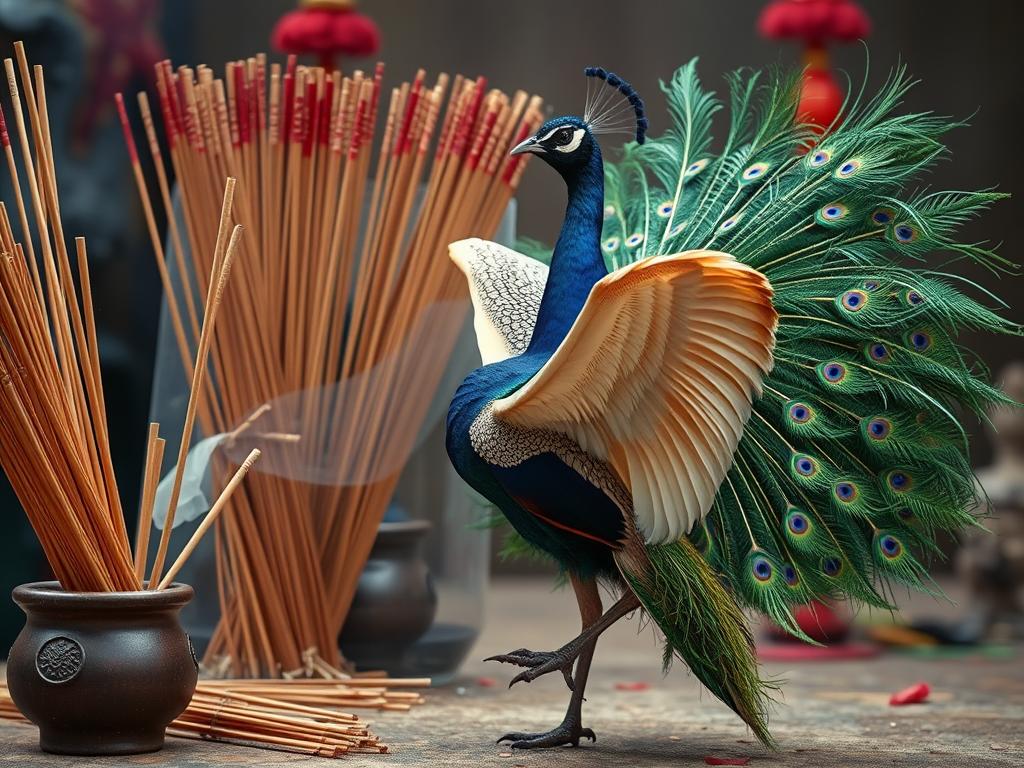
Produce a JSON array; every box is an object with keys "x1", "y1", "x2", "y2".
[{"x1": 492, "y1": 250, "x2": 778, "y2": 544}]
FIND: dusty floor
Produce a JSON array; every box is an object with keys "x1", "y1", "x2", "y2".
[{"x1": 1, "y1": 577, "x2": 1022, "y2": 767}]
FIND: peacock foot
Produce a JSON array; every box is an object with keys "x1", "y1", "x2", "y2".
[
  {"x1": 497, "y1": 718, "x2": 596, "y2": 749},
  {"x1": 483, "y1": 647, "x2": 576, "y2": 690}
]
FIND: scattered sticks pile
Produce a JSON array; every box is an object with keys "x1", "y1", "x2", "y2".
[
  {"x1": 119, "y1": 54, "x2": 544, "y2": 675},
  {"x1": 1, "y1": 677, "x2": 429, "y2": 758},
  {"x1": 0, "y1": 41, "x2": 256, "y2": 593}
]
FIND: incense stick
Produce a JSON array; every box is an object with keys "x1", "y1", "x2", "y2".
[
  {"x1": 123, "y1": 54, "x2": 543, "y2": 674},
  {"x1": 0, "y1": 43, "x2": 257, "y2": 594},
  {"x1": 1, "y1": 679, "x2": 412, "y2": 758},
  {"x1": 157, "y1": 448, "x2": 262, "y2": 589}
]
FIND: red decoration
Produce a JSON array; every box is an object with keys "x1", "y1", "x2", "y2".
[
  {"x1": 73, "y1": 0, "x2": 165, "y2": 144},
  {"x1": 889, "y1": 682, "x2": 931, "y2": 706},
  {"x1": 614, "y1": 681, "x2": 651, "y2": 692},
  {"x1": 272, "y1": 0, "x2": 380, "y2": 71},
  {"x1": 758, "y1": 0, "x2": 871, "y2": 129},
  {"x1": 764, "y1": 599, "x2": 850, "y2": 644},
  {"x1": 705, "y1": 757, "x2": 751, "y2": 766}
]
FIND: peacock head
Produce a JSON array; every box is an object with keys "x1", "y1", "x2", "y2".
[
  {"x1": 510, "y1": 116, "x2": 596, "y2": 173},
  {"x1": 510, "y1": 67, "x2": 647, "y2": 179}
]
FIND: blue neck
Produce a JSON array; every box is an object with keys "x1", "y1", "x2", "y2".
[{"x1": 526, "y1": 146, "x2": 607, "y2": 355}]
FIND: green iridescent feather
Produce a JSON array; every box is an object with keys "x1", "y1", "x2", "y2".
[
  {"x1": 597, "y1": 58, "x2": 1018, "y2": 634},
  {"x1": 511, "y1": 59, "x2": 1017, "y2": 745}
]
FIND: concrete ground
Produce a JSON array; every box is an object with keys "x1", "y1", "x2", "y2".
[{"x1": 1, "y1": 577, "x2": 1022, "y2": 767}]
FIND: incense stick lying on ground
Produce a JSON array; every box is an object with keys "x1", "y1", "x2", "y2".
[
  {"x1": 0, "y1": 678, "x2": 428, "y2": 757},
  {"x1": 0, "y1": 40, "x2": 256, "y2": 593},
  {"x1": 121, "y1": 54, "x2": 544, "y2": 675}
]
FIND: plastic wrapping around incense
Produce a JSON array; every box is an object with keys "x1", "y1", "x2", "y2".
[{"x1": 120, "y1": 53, "x2": 544, "y2": 676}]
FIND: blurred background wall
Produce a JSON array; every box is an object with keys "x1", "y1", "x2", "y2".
[{"x1": 0, "y1": 0, "x2": 1019, "y2": 627}]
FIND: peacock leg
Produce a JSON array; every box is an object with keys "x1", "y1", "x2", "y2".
[
  {"x1": 486, "y1": 587, "x2": 639, "y2": 688},
  {"x1": 494, "y1": 576, "x2": 636, "y2": 749}
]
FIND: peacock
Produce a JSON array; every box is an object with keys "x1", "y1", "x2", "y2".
[{"x1": 444, "y1": 60, "x2": 1018, "y2": 750}]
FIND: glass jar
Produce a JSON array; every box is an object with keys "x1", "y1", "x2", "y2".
[{"x1": 143, "y1": 192, "x2": 513, "y2": 681}]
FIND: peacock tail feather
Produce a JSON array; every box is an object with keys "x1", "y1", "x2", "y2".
[
  {"x1": 615, "y1": 533, "x2": 777, "y2": 747},
  {"x1": 602, "y1": 58, "x2": 1020, "y2": 637},
  {"x1": 526, "y1": 58, "x2": 1018, "y2": 645}
]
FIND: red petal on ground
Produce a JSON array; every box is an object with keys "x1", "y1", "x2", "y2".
[
  {"x1": 890, "y1": 682, "x2": 931, "y2": 706},
  {"x1": 704, "y1": 757, "x2": 750, "y2": 766},
  {"x1": 476, "y1": 676, "x2": 496, "y2": 687},
  {"x1": 614, "y1": 681, "x2": 651, "y2": 691}
]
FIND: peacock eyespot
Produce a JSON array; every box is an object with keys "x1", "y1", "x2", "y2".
[
  {"x1": 904, "y1": 289, "x2": 925, "y2": 306},
  {"x1": 602, "y1": 236, "x2": 620, "y2": 253},
  {"x1": 841, "y1": 290, "x2": 868, "y2": 311},
  {"x1": 820, "y1": 203, "x2": 848, "y2": 222},
  {"x1": 898, "y1": 507, "x2": 914, "y2": 520},
  {"x1": 893, "y1": 223, "x2": 918, "y2": 243},
  {"x1": 786, "y1": 509, "x2": 810, "y2": 536},
  {"x1": 625, "y1": 233, "x2": 644, "y2": 248},
  {"x1": 887, "y1": 470, "x2": 912, "y2": 493},
  {"x1": 783, "y1": 564, "x2": 800, "y2": 586},
  {"x1": 863, "y1": 279, "x2": 881, "y2": 292},
  {"x1": 823, "y1": 557, "x2": 843, "y2": 577},
  {"x1": 752, "y1": 556, "x2": 773, "y2": 582},
  {"x1": 867, "y1": 342, "x2": 891, "y2": 362},
  {"x1": 834, "y1": 482, "x2": 858, "y2": 503},
  {"x1": 685, "y1": 158, "x2": 709, "y2": 177},
  {"x1": 742, "y1": 162, "x2": 769, "y2": 182},
  {"x1": 719, "y1": 216, "x2": 740, "y2": 231},
  {"x1": 794, "y1": 455, "x2": 818, "y2": 477},
  {"x1": 871, "y1": 208, "x2": 895, "y2": 226},
  {"x1": 866, "y1": 417, "x2": 892, "y2": 440},
  {"x1": 835, "y1": 158, "x2": 862, "y2": 178},
  {"x1": 880, "y1": 534, "x2": 902, "y2": 559},
  {"x1": 908, "y1": 330, "x2": 932, "y2": 352},
  {"x1": 604, "y1": 204, "x2": 616, "y2": 218},
  {"x1": 807, "y1": 148, "x2": 831, "y2": 168},
  {"x1": 669, "y1": 221, "x2": 688, "y2": 237},
  {"x1": 788, "y1": 401, "x2": 813, "y2": 424},
  {"x1": 820, "y1": 361, "x2": 847, "y2": 383},
  {"x1": 656, "y1": 200, "x2": 674, "y2": 218}
]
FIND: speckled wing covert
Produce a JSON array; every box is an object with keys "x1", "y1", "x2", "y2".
[
  {"x1": 449, "y1": 238, "x2": 549, "y2": 365},
  {"x1": 491, "y1": 250, "x2": 778, "y2": 545}
]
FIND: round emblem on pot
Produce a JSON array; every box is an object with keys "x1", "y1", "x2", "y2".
[{"x1": 35, "y1": 636, "x2": 84, "y2": 683}]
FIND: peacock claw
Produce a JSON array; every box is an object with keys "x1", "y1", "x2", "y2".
[
  {"x1": 497, "y1": 722, "x2": 596, "y2": 749},
  {"x1": 484, "y1": 648, "x2": 575, "y2": 690}
]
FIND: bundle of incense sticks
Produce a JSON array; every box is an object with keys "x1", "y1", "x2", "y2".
[
  {"x1": 0, "y1": 42, "x2": 257, "y2": 593},
  {"x1": 119, "y1": 54, "x2": 544, "y2": 675},
  {"x1": 0, "y1": 678, "x2": 426, "y2": 757}
]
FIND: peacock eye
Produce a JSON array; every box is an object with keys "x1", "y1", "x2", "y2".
[{"x1": 555, "y1": 128, "x2": 573, "y2": 145}]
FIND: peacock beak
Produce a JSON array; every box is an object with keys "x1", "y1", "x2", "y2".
[{"x1": 510, "y1": 137, "x2": 543, "y2": 156}]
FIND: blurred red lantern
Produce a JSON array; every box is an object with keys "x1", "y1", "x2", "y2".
[
  {"x1": 759, "y1": 0, "x2": 871, "y2": 129},
  {"x1": 272, "y1": 0, "x2": 380, "y2": 71}
]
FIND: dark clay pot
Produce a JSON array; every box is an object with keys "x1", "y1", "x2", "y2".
[
  {"x1": 7, "y1": 581, "x2": 198, "y2": 755},
  {"x1": 339, "y1": 520, "x2": 437, "y2": 672}
]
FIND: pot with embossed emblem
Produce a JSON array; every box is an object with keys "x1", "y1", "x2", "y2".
[{"x1": 6, "y1": 581, "x2": 198, "y2": 755}]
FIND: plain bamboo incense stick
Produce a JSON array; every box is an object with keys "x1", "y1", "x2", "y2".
[
  {"x1": 149, "y1": 206, "x2": 241, "y2": 588},
  {"x1": 134, "y1": 422, "x2": 164, "y2": 579},
  {"x1": 157, "y1": 448, "x2": 261, "y2": 589}
]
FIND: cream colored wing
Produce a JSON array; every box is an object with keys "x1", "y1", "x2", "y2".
[
  {"x1": 449, "y1": 238, "x2": 549, "y2": 365},
  {"x1": 492, "y1": 250, "x2": 778, "y2": 545}
]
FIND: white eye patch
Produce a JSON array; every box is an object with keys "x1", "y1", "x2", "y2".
[
  {"x1": 536, "y1": 125, "x2": 563, "y2": 142},
  {"x1": 553, "y1": 128, "x2": 585, "y2": 153}
]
